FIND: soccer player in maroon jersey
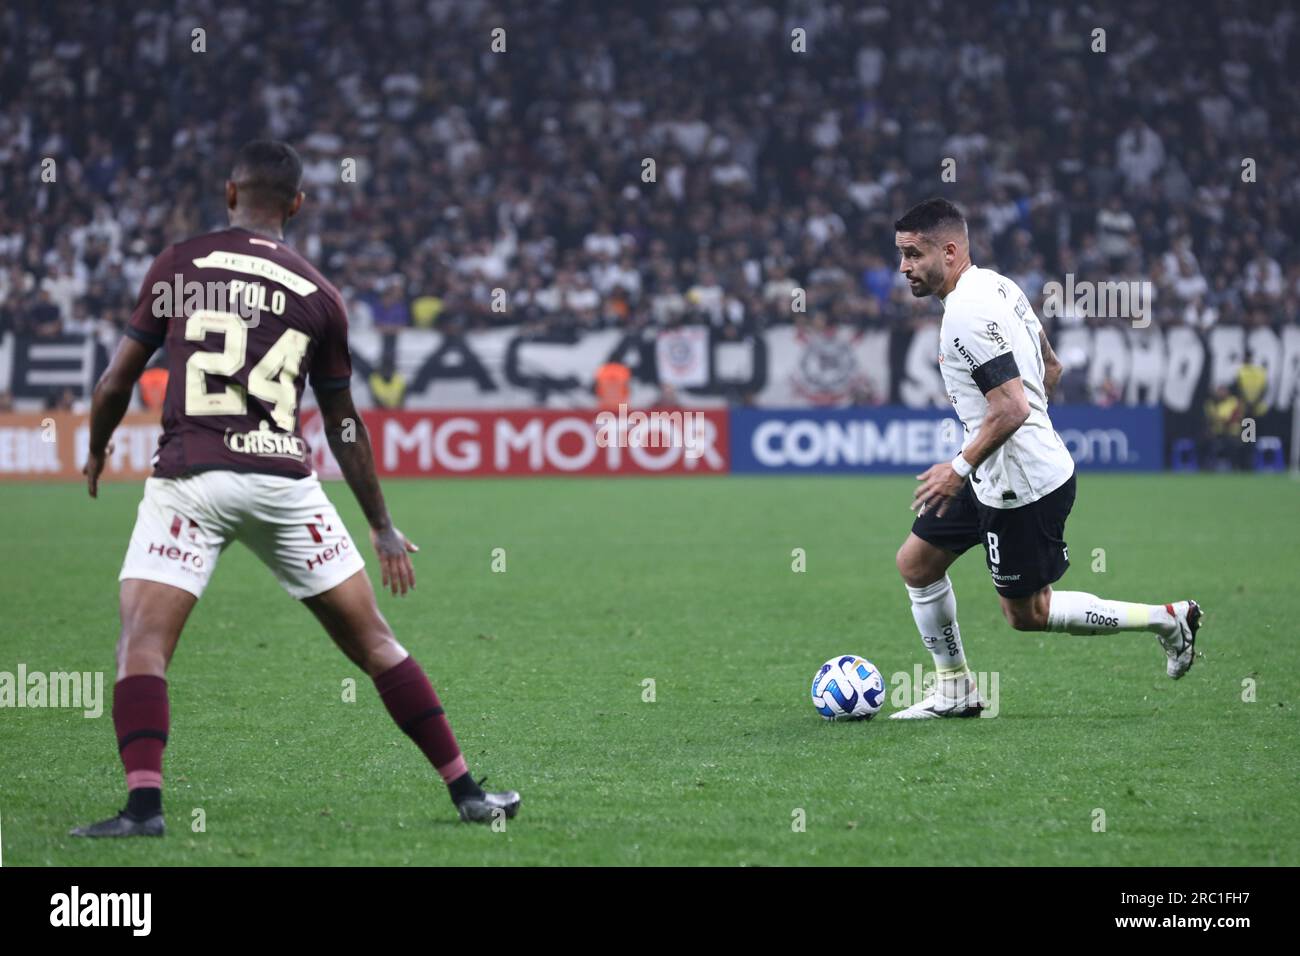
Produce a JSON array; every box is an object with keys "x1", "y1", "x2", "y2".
[{"x1": 72, "y1": 141, "x2": 519, "y2": 835}]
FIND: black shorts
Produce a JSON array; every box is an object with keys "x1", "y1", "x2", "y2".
[{"x1": 911, "y1": 472, "x2": 1076, "y2": 598}]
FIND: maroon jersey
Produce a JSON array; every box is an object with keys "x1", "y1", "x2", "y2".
[{"x1": 126, "y1": 227, "x2": 352, "y2": 479}]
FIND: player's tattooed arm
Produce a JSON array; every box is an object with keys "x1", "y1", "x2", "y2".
[
  {"x1": 83, "y1": 337, "x2": 155, "y2": 497},
  {"x1": 913, "y1": 377, "x2": 1030, "y2": 516},
  {"x1": 959, "y1": 377, "x2": 1031, "y2": 471},
  {"x1": 315, "y1": 385, "x2": 419, "y2": 596},
  {"x1": 1039, "y1": 329, "x2": 1062, "y2": 401},
  {"x1": 317, "y1": 388, "x2": 391, "y2": 532}
]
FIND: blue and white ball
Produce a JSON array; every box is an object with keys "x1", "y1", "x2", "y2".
[{"x1": 811, "y1": 655, "x2": 886, "y2": 721}]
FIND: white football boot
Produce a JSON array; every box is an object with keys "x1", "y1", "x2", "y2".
[
  {"x1": 890, "y1": 670, "x2": 986, "y2": 719},
  {"x1": 1155, "y1": 600, "x2": 1203, "y2": 679}
]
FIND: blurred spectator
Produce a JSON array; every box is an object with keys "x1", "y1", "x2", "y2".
[
  {"x1": 369, "y1": 282, "x2": 412, "y2": 331},
  {"x1": 1244, "y1": 248, "x2": 1284, "y2": 305},
  {"x1": 1096, "y1": 196, "x2": 1138, "y2": 272},
  {"x1": 1093, "y1": 376, "x2": 1122, "y2": 407},
  {"x1": 28, "y1": 291, "x2": 63, "y2": 337},
  {"x1": 1202, "y1": 384, "x2": 1246, "y2": 471},
  {"x1": 594, "y1": 361, "x2": 631, "y2": 411},
  {"x1": 138, "y1": 361, "x2": 169, "y2": 412},
  {"x1": 1115, "y1": 118, "x2": 1166, "y2": 194},
  {"x1": 368, "y1": 355, "x2": 407, "y2": 409},
  {"x1": 1236, "y1": 361, "x2": 1268, "y2": 418}
]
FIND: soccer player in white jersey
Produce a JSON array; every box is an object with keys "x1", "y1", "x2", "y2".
[{"x1": 889, "y1": 199, "x2": 1201, "y2": 719}]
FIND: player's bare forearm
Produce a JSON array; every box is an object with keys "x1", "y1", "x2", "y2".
[
  {"x1": 1043, "y1": 362, "x2": 1062, "y2": 401},
  {"x1": 913, "y1": 380, "x2": 1029, "y2": 515},
  {"x1": 88, "y1": 337, "x2": 154, "y2": 454},
  {"x1": 331, "y1": 433, "x2": 390, "y2": 531},
  {"x1": 1039, "y1": 329, "x2": 1062, "y2": 401},
  {"x1": 83, "y1": 337, "x2": 154, "y2": 496},
  {"x1": 1043, "y1": 358, "x2": 1062, "y2": 401},
  {"x1": 315, "y1": 385, "x2": 420, "y2": 596},
  {"x1": 316, "y1": 387, "x2": 392, "y2": 531},
  {"x1": 87, "y1": 380, "x2": 133, "y2": 456},
  {"x1": 958, "y1": 378, "x2": 1031, "y2": 470}
]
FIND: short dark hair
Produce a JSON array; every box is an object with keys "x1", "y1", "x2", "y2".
[
  {"x1": 230, "y1": 140, "x2": 303, "y2": 211},
  {"x1": 894, "y1": 198, "x2": 966, "y2": 237}
]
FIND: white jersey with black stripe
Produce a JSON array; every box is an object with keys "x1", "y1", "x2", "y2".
[{"x1": 938, "y1": 265, "x2": 1075, "y2": 510}]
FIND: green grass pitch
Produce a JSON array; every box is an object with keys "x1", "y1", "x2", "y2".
[{"x1": 1, "y1": 474, "x2": 1297, "y2": 866}]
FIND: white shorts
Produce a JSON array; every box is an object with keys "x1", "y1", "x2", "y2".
[{"x1": 119, "y1": 471, "x2": 366, "y2": 600}]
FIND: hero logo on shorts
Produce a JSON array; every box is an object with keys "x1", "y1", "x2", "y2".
[
  {"x1": 305, "y1": 513, "x2": 350, "y2": 570},
  {"x1": 169, "y1": 514, "x2": 201, "y2": 544},
  {"x1": 145, "y1": 514, "x2": 206, "y2": 570},
  {"x1": 146, "y1": 542, "x2": 205, "y2": 570},
  {"x1": 224, "y1": 420, "x2": 307, "y2": 461},
  {"x1": 306, "y1": 536, "x2": 351, "y2": 571}
]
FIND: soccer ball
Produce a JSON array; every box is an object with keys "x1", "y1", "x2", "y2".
[{"x1": 811, "y1": 655, "x2": 886, "y2": 721}]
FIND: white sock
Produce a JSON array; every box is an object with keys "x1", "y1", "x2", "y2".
[
  {"x1": 906, "y1": 576, "x2": 969, "y2": 689},
  {"x1": 1047, "y1": 591, "x2": 1171, "y2": 635}
]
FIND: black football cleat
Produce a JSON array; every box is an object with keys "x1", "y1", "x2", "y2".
[
  {"x1": 70, "y1": 810, "x2": 165, "y2": 838},
  {"x1": 456, "y1": 784, "x2": 521, "y2": 824}
]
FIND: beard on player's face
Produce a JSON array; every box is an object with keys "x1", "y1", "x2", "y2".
[
  {"x1": 904, "y1": 255, "x2": 944, "y2": 297},
  {"x1": 897, "y1": 232, "x2": 946, "y2": 297}
]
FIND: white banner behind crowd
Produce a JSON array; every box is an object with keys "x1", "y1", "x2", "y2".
[
  {"x1": 655, "y1": 327, "x2": 710, "y2": 389},
  {"x1": 2, "y1": 324, "x2": 1298, "y2": 412}
]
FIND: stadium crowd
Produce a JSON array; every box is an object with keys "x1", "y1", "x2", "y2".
[{"x1": 1, "y1": 0, "x2": 1297, "y2": 363}]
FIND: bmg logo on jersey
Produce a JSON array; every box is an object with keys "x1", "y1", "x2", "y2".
[{"x1": 951, "y1": 336, "x2": 978, "y2": 370}]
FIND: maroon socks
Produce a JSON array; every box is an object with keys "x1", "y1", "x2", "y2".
[
  {"x1": 374, "y1": 656, "x2": 470, "y2": 786},
  {"x1": 113, "y1": 674, "x2": 168, "y2": 818},
  {"x1": 112, "y1": 660, "x2": 477, "y2": 819}
]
